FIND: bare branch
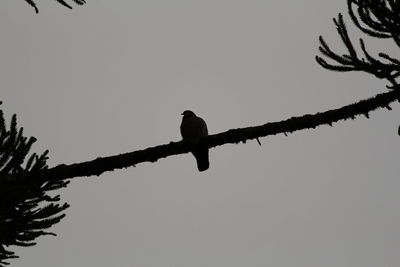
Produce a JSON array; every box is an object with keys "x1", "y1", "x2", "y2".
[{"x1": 42, "y1": 88, "x2": 400, "y2": 182}]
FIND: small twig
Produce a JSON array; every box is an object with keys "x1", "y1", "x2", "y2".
[{"x1": 256, "y1": 138, "x2": 262, "y2": 146}]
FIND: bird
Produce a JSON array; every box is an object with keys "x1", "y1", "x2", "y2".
[{"x1": 180, "y1": 110, "x2": 209, "y2": 171}]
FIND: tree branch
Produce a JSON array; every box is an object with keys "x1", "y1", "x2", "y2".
[
  {"x1": 348, "y1": 0, "x2": 400, "y2": 45},
  {"x1": 24, "y1": 0, "x2": 85, "y2": 13},
  {"x1": 42, "y1": 87, "x2": 400, "y2": 182},
  {"x1": 0, "y1": 102, "x2": 69, "y2": 266},
  {"x1": 316, "y1": 13, "x2": 400, "y2": 87}
]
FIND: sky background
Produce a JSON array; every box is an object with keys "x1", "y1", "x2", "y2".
[{"x1": 1, "y1": 0, "x2": 400, "y2": 266}]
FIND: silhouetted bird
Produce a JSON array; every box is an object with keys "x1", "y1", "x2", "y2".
[{"x1": 180, "y1": 110, "x2": 209, "y2": 172}]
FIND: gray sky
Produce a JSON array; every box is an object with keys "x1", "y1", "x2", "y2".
[{"x1": 1, "y1": 1, "x2": 400, "y2": 266}]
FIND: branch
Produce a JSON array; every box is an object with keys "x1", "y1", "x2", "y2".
[
  {"x1": 0, "y1": 103, "x2": 69, "y2": 266},
  {"x1": 348, "y1": 0, "x2": 400, "y2": 45},
  {"x1": 316, "y1": 13, "x2": 400, "y2": 87},
  {"x1": 24, "y1": 0, "x2": 85, "y2": 13},
  {"x1": 42, "y1": 88, "x2": 400, "y2": 182}
]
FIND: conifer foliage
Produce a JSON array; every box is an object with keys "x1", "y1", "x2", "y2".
[
  {"x1": 24, "y1": 0, "x2": 85, "y2": 13},
  {"x1": 317, "y1": 0, "x2": 400, "y2": 87},
  {"x1": 0, "y1": 102, "x2": 69, "y2": 266}
]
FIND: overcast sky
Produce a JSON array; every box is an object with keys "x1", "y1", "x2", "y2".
[{"x1": 1, "y1": 0, "x2": 400, "y2": 266}]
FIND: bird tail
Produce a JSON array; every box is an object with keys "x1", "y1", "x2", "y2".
[{"x1": 193, "y1": 149, "x2": 209, "y2": 172}]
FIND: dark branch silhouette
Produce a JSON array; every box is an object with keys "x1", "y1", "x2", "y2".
[
  {"x1": 2, "y1": 0, "x2": 400, "y2": 265},
  {"x1": 0, "y1": 102, "x2": 69, "y2": 266},
  {"x1": 316, "y1": 13, "x2": 400, "y2": 87},
  {"x1": 24, "y1": 0, "x2": 85, "y2": 13},
  {"x1": 348, "y1": 0, "x2": 400, "y2": 46},
  {"x1": 42, "y1": 88, "x2": 400, "y2": 182}
]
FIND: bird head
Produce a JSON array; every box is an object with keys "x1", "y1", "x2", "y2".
[{"x1": 181, "y1": 110, "x2": 196, "y2": 117}]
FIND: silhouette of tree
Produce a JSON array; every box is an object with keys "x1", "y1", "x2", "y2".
[
  {"x1": 24, "y1": 0, "x2": 85, "y2": 13},
  {"x1": 2, "y1": 0, "x2": 400, "y2": 265}
]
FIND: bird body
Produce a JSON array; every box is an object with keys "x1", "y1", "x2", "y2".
[{"x1": 180, "y1": 110, "x2": 209, "y2": 171}]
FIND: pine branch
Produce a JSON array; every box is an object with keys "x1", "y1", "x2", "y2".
[
  {"x1": 23, "y1": 0, "x2": 85, "y2": 13},
  {"x1": 0, "y1": 102, "x2": 69, "y2": 266},
  {"x1": 316, "y1": 13, "x2": 400, "y2": 87},
  {"x1": 348, "y1": 0, "x2": 400, "y2": 45},
  {"x1": 41, "y1": 87, "x2": 400, "y2": 182}
]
